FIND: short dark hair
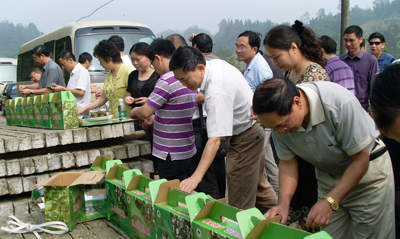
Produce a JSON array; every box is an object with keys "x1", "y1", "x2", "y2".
[
  {"x1": 370, "y1": 63, "x2": 400, "y2": 132},
  {"x1": 264, "y1": 20, "x2": 326, "y2": 67},
  {"x1": 369, "y1": 32, "x2": 385, "y2": 43},
  {"x1": 28, "y1": 66, "x2": 42, "y2": 75},
  {"x1": 169, "y1": 46, "x2": 206, "y2": 73},
  {"x1": 344, "y1": 25, "x2": 363, "y2": 39},
  {"x1": 93, "y1": 39, "x2": 122, "y2": 63},
  {"x1": 129, "y1": 42, "x2": 150, "y2": 56},
  {"x1": 238, "y1": 31, "x2": 261, "y2": 52},
  {"x1": 146, "y1": 39, "x2": 176, "y2": 62},
  {"x1": 360, "y1": 38, "x2": 366, "y2": 48},
  {"x1": 166, "y1": 34, "x2": 188, "y2": 49},
  {"x1": 31, "y1": 45, "x2": 50, "y2": 57},
  {"x1": 319, "y1": 35, "x2": 337, "y2": 55},
  {"x1": 108, "y1": 35, "x2": 125, "y2": 51},
  {"x1": 58, "y1": 50, "x2": 76, "y2": 61},
  {"x1": 192, "y1": 33, "x2": 213, "y2": 53},
  {"x1": 252, "y1": 77, "x2": 300, "y2": 116},
  {"x1": 78, "y1": 52, "x2": 92, "y2": 64}
]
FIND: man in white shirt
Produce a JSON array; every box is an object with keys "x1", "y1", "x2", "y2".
[
  {"x1": 108, "y1": 35, "x2": 135, "y2": 70},
  {"x1": 52, "y1": 51, "x2": 91, "y2": 110},
  {"x1": 170, "y1": 46, "x2": 277, "y2": 213}
]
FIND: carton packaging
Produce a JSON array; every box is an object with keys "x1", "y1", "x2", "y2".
[
  {"x1": 187, "y1": 197, "x2": 242, "y2": 239},
  {"x1": 51, "y1": 91, "x2": 79, "y2": 129},
  {"x1": 21, "y1": 97, "x2": 29, "y2": 127},
  {"x1": 34, "y1": 171, "x2": 105, "y2": 231},
  {"x1": 89, "y1": 155, "x2": 118, "y2": 218},
  {"x1": 14, "y1": 98, "x2": 23, "y2": 126},
  {"x1": 105, "y1": 165, "x2": 142, "y2": 237},
  {"x1": 10, "y1": 98, "x2": 22, "y2": 125},
  {"x1": 150, "y1": 179, "x2": 192, "y2": 239},
  {"x1": 27, "y1": 97, "x2": 35, "y2": 127},
  {"x1": 40, "y1": 93, "x2": 54, "y2": 129},
  {"x1": 34, "y1": 95, "x2": 44, "y2": 128},
  {"x1": 236, "y1": 208, "x2": 332, "y2": 239},
  {"x1": 4, "y1": 99, "x2": 12, "y2": 125},
  {"x1": 125, "y1": 173, "x2": 157, "y2": 239}
]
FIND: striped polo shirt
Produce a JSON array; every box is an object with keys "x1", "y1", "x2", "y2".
[{"x1": 146, "y1": 71, "x2": 197, "y2": 161}]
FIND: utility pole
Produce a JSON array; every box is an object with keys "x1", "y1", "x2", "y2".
[{"x1": 340, "y1": 0, "x2": 350, "y2": 54}]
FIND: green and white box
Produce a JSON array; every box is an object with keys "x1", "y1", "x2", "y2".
[
  {"x1": 35, "y1": 171, "x2": 105, "y2": 231},
  {"x1": 50, "y1": 91, "x2": 78, "y2": 129}
]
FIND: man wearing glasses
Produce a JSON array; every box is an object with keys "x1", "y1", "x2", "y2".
[
  {"x1": 20, "y1": 45, "x2": 64, "y2": 96},
  {"x1": 339, "y1": 26, "x2": 379, "y2": 111},
  {"x1": 170, "y1": 46, "x2": 278, "y2": 213},
  {"x1": 368, "y1": 32, "x2": 395, "y2": 73},
  {"x1": 19, "y1": 67, "x2": 42, "y2": 90},
  {"x1": 235, "y1": 31, "x2": 279, "y2": 195}
]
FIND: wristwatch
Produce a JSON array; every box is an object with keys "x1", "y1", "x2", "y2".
[
  {"x1": 323, "y1": 195, "x2": 339, "y2": 211},
  {"x1": 30, "y1": 90, "x2": 33, "y2": 95}
]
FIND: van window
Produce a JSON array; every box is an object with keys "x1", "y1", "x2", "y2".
[{"x1": 0, "y1": 65, "x2": 17, "y2": 83}]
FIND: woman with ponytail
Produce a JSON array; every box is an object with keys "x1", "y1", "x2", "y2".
[{"x1": 262, "y1": 20, "x2": 329, "y2": 232}]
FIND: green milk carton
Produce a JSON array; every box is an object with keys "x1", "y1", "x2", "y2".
[
  {"x1": 4, "y1": 99, "x2": 12, "y2": 125},
  {"x1": 187, "y1": 198, "x2": 242, "y2": 239},
  {"x1": 34, "y1": 95, "x2": 44, "y2": 128},
  {"x1": 125, "y1": 173, "x2": 157, "y2": 239},
  {"x1": 21, "y1": 97, "x2": 29, "y2": 127},
  {"x1": 150, "y1": 180, "x2": 192, "y2": 239},
  {"x1": 41, "y1": 93, "x2": 54, "y2": 129},
  {"x1": 89, "y1": 155, "x2": 118, "y2": 218},
  {"x1": 105, "y1": 165, "x2": 142, "y2": 237},
  {"x1": 51, "y1": 91, "x2": 79, "y2": 129},
  {"x1": 34, "y1": 171, "x2": 105, "y2": 231},
  {"x1": 14, "y1": 98, "x2": 23, "y2": 126},
  {"x1": 27, "y1": 97, "x2": 36, "y2": 127}
]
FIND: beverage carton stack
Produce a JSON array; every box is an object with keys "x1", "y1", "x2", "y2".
[{"x1": 32, "y1": 155, "x2": 333, "y2": 239}]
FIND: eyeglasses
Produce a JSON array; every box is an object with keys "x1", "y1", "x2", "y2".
[
  {"x1": 30, "y1": 73, "x2": 37, "y2": 81},
  {"x1": 266, "y1": 112, "x2": 291, "y2": 131},
  {"x1": 234, "y1": 46, "x2": 251, "y2": 51},
  {"x1": 369, "y1": 41, "x2": 382, "y2": 46}
]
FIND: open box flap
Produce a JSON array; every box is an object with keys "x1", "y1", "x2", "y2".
[
  {"x1": 35, "y1": 172, "x2": 83, "y2": 187},
  {"x1": 105, "y1": 163, "x2": 127, "y2": 179},
  {"x1": 148, "y1": 179, "x2": 177, "y2": 204},
  {"x1": 185, "y1": 193, "x2": 209, "y2": 222},
  {"x1": 105, "y1": 160, "x2": 125, "y2": 175},
  {"x1": 122, "y1": 169, "x2": 143, "y2": 189},
  {"x1": 125, "y1": 173, "x2": 151, "y2": 191},
  {"x1": 91, "y1": 155, "x2": 112, "y2": 169},
  {"x1": 70, "y1": 171, "x2": 106, "y2": 186},
  {"x1": 34, "y1": 95, "x2": 43, "y2": 104},
  {"x1": 41, "y1": 94, "x2": 50, "y2": 103},
  {"x1": 304, "y1": 231, "x2": 333, "y2": 239},
  {"x1": 237, "y1": 208, "x2": 281, "y2": 239}
]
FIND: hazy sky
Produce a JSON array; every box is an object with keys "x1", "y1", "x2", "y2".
[{"x1": 1, "y1": 0, "x2": 374, "y2": 35}]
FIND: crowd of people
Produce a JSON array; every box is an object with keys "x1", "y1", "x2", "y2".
[{"x1": 18, "y1": 20, "x2": 400, "y2": 238}]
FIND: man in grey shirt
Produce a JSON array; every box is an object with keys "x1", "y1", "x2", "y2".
[{"x1": 20, "y1": 45, "x2": 64, "y2": 96}]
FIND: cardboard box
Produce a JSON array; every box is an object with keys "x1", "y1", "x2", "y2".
[
  {"x1": 187, "y1": 198, "x2": 242, "y2": 239},
  {"x1": 35, "y1": 171, "x2": 105, "y2": 231},
  {"x1": 21, "y1": 97, "x2": 29, "y2": 127},
  {"x1": 125, "y1": 173, "x2": 157, "y2": 239},
  {"x1": 51, "y1": 91, "x2": 79, "y2": 129},
  {"x1": 105, "y1": 165, "x2": 142, "y2": 237},
  {"x1": 34, "y1": 95, "x2": 44, "y2": 128},
  {"x1": 27, "y1": 97, "x2": 35, "y2": 127},
  {"x1": 40, "y1": 93, "x2": 54, "y2": 129},
  {"x1": 14, "y1": 98, "x2": 23, "y2": 126},
  {"x1": 236, "y1": 208, "x2": 332, "y2": 239},
  {"x1": 4, "y1": 99, "x2": 12, "y2": 125},
  {"x1": 89, "y1": 155, "x2": 118, "y2": 218},
  {"x1": 150, "y1": 179, "x2": 192, "y2": 239}
]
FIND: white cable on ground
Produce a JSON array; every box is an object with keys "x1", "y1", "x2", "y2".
[{"x1": 0, "y1": 215, "x2": 69, "y2": 239}]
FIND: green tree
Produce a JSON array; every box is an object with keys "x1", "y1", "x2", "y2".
[{"x1": 0, "y1": 21, "x2": 42, "y2": 58}]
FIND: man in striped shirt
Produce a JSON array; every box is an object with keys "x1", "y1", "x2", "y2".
[
  {"x1": 130, "y1": 39, "x2": 198, "y2": 181},
  {"x1": 320, "y1": 35, "x2": 355, "y2": 94}
]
